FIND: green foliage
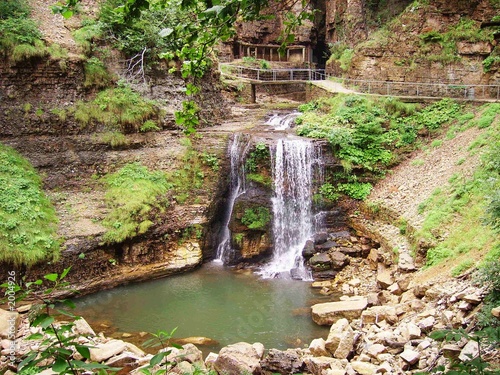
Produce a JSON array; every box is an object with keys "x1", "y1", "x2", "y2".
[
  {"x1": 451, "y1": 260, "x2": 474, "y2": 277},
  {"x1": 74, "y1": 84, "x2": 159, "y2": 132},
  {"x1": 175, "y1": 100, "x2": 200, "y2": 135},
  {"x1": 200, "y1": 152, "x2": 220, "y2": 171},
  {"x1": 337, "y1": 182, "x2": 373, "y2": 200},
  {"x1": 83, "y1": 57, "x2": 113, "y2": 88},
  {"x1": 1, "y1": 269, "x2": 119, "y2": 374},
  {"x1": 247, "y1": 173, "x2": 272, "y2": 187},
  {"x1": 482, "y1": 54, "x2": 500, "y2": 72},
  {"x1": 418, "y1": 18, "x2": 494, "y2": 63},
  {"x1": 241, "y1": 207, "x2": 271, "y2": 230},
  {"x1": 419, "y1": 327, "x2": 500, "y2": 375},
  {"x1": 319, "y1": 183, "x2": 341, "y2": 202},
  {"x1": 141, "y1": 328, "x2": 182, "y2": 375},
  {"x1": 0, "y1": 144, "x2": 59, "y2": 267},
  {"x1": 100, "y1": 131, "x2": 129, "y2": 148},
  {"x1": 72, "y1": 19, "x2": 103, "y2": 55},
  {"x1": 326, "y1": 42, "x2": 354, "y2": 72},
  {"x1": 245, "y1": 142, "x2": 270, "y2": 173},
  {"x1": 140, "y1": 120, "x2": 161, "y2": 132},
  {"x1": 102, "y1": 163, "x2": 173, "y2": 244}
]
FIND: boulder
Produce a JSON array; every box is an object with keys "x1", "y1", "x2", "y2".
[
  {"x1": 376, "y1": 269, "x2": 394, "y2": 289},
  {"x1": 367, "y1": 249, "x2": 379, "y2": 270},
  {"x1": 350, "y1": 361, "x2": 377, "y2": 375},
  {"x1": 398, "y1": 253, "x2": 416, "y2": 272},
  {"x1": 458, "y1": 340, "x2": 479, "y2": 362},
  {"x1": 204, "y1": 352, "x2": 218, "y2": 369},
  {"x1": 361, "y1": 306, "x2": 398, "y2": 325},
  {"x1": 167, "y1": 343, "x2": 204, "y2": 366},
  {"x1": 312, "y1": 298, "x2": 368, "y2": 325},
  {"x1": 325, "y1": 318, "x2": 355, "y2": 359},
  {"x1": 104, "y1": 352, "x2": 142, "y2": 369},
  {"x1": 302, "y1": 240, "x2": 316, "y2": 258},
  {"x1": 310, "y1": 253, "x2": 332, "y2": 271},
  {"x1": 314, "y1": 232, "x2": 329, "y2": 244},
  {"x1": 174, "y1": 337, "x2": 219, "y2": 346},
  {"x1": 213, "y1": 342, "x2": 264, "y2": 375},
  {"x1": 73, "y1": 317, "x2": 96, "y2": 337},
  {"x1": 309, "y1": 338, "x2": 330, "y2": 357},
  {"x1": 90, "y1": 339, "x2": 127, "y2": 362},
  {"x1": 261, "y1": 348, "x2": 305, "y2": 374},
  {"x1": 400, "y1": 348, "x2": 420, "y2": 365},
  {"x1": 304, "y1": 356, "x2": 346, "y2": 375},
  {"x1": 330, "y1": 252, "x2": 349, "y2": 270},
  {"x1": 492, "y1": 306, "x2": 500, "y2": 318},
  {"x1": 316, "y1": 241, "x2": 339, "y2": 251},
  {"x1": 171, "y1": 361, "x2": 195, "y2": 375}
]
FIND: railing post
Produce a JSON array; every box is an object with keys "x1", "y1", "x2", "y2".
[{"x1": 257, "y1": 69, "x2": 260, "y2": 81}]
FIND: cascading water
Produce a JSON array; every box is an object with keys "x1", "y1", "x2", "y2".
[
  {"x1": 265, "y1": 112, "x2": 299, "y2": 131},
  {"x1": 260, "y1": 137, "x2": 322, "y2": 280},
  {"x1": 215, "y1": 134, "x2": 251, "y2": 263}
]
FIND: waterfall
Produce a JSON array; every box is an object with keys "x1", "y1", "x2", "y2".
[
  {"x1": 260, "y1": 138, "x2": 321, "y2": 280},
  {"x1": 265, "y1": 112, "x2": 299, "y2": 130},
  {"x1": 215, "y1": 134, "x2": 251, "y2": 263}
]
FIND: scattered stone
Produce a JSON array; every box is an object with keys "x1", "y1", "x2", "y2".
[
  {"x1": 397, "y1": 253, "x2": 416, "y2": 272},
  {"x1": 309, "y1": 338, "x2": 330, "y2": 357},
  {"x1": 213, "y1": 342, "x2": 264, "y2": 375},
  {"x1": 304, "y1": 356, "x2": 346, "y2": 375},
  {"x1": 171, "y1": 361, "x2": 195, "y2": 375},
  {"x1": 367, "y1": 249, "x2": 379, "y2": 270},
  {"x1": 330, "y1": 251, "x2": 349, "y2": 269},
  {"x1": 387, "y1": 283, "x2": 402, "y2": 296},
  {"x1": 458, "y1": 340, "x2": 479, "y2": 362},
  {"x1": 310, "y1": 253, "x2": 332, "y2": 271},
  {"x1": 261, "y1": 348, "x2": 305, "y2": 374},
  {"x1": 350, "y1": 360, "x2": 377, "y2": 375},
  {"x1": 492, "y1": 306, "x2": 500, "y2": 318},
  {"x1": 174, "y1": 337, "x2": 219, "y2": 346},
  {"x1": 462, "y1": 294, "x2": 482, "y2": 305},
  {"x1": 376, "y1": 270, "x2": 394, "y2": 290},
  {"x1": 167, "y1": 343, "x2": 204, "y2": 366},
  {"x1": 122, "y1": 333, "x2": 133, "y2": 338},
  {"x1": 325, "y1": 318, "x2": 355, "y2": 359},
  {"x1": 348, "y1": 278, "x2": 361, "y2": 287},
  {"x1": 312, "y1": 298, "x2": 368, "y2": 326},
  {"x1": 90, "y1": 339, "x2": 127, "y2": 362},
  {"x1": 204, "y1": 352, "x2": 218, "y2": 369},
  {"x1": 400, "y1": 348, "x2": 420, "y2": 365},
  {"x1": 417, "y1": 316, "x2": 435, "y2": 332},
  {"x1": 367, "y1": 343, "x2": 386, "y2": 358},
  {"x1": 401, "y1": 322, "x2": 421, "y2": 340},
  {"x1": 104, "y1": 352, "x2": 141, "y2": 369},
  {"x1": 361, "y1": 306, "x2": 398, "y2": 325},
  {"x1": 442, "y1": 344, "x2": 462, "y2": 360}
]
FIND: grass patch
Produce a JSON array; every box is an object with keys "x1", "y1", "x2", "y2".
[
  {"x1": 0, "y1": 143, "x2": 59, "y2": 267},
  {"x1": 102, "y1": 162, "x2": 173, "y2": 244},
  {"x1": 73, "y1": 84, "x2": 159, "y2": 132}
]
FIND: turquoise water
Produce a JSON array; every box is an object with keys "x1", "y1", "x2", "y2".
[{"x1": 73, "y1": 263, "x2": 330, "y2": 352}]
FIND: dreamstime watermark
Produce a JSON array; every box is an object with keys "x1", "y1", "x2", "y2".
[{"x1": 5, "y1": 270, "x2": 18, "y2": 364}]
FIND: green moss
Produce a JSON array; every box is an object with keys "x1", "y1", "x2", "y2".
[{"x1": 0, "y1": 143, "x2": 59, "y2": 266}]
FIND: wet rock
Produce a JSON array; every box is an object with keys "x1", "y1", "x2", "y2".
[
  {"x1": 310, "y1": 253, "x2": 332, "y2": 271},
  {"x1": 261, "y1": 348, "x2": 305, "y2": 374},
  {"x1": 325, "y1": 318, "x2": 355, "y2": 359},
  {"x1": 313, "y1": 270, "x2": 339, "y2": 280},
  {"x1": 316, "y1": 241, "x2": 339, "y2": 251},
  {"x1": 312, "y1": 297, "x2": 368, "y2": 325},
  {"x1": 213, "y1": 342, "x2": 264, "y2": 375},
  {"x1": 302, "y1": 240, "x2": 316, "y2": 258},
  {"x1": 330, "y1": 252, "x2": 349, "y2": 270},
  {"x1": 314, "y1": 232, "x2": 329, "y2": 245},
  {"x1": 90, "y1": 339, "x2": 127, "y2": 362},
  {"x1": 309, "y1": 338, "x2": 330, "y2": 357}
]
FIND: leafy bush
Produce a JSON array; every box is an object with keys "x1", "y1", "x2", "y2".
[
  {"x1": 0, "y1": 143, "x2": 59, "y2": 266},
  {"x1": 102, "y1": 163, "x2": 173, "y2": 243},
  {"x1": 245, "y1": 142, "x2": 269, "y2": 173},
  {"x1": 100, "y1": 131, "x2": 129, "y2": 148},
  {"x1": 241, "y1": 207, "x2": 271, "y2": 230},
  {"x1": 140, "y1": 120, "x2": 161, "y2": 132}
]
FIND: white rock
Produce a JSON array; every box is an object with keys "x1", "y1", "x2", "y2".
[
  {"x1": 400, "y1": 348, "x2": 420, "y2": 365},
  {"x1": 90, "y1": 339, "x2": 127, "y2": 362},
  {"x1": 325, "y1": 318, "x2": 355, "y2": 359},
  {"x1": 312, "y1": 298, "x2": 368, "y2": 326},
  {"x1": 213, "y1": 342, "x2": 264, "y2": 375},
  {"x1": 309, "y1": 338, "x2": 330, "y2": 357},
  {"x1": 367, "y1": 343, "x2": 386, "y2": 358},
  {"x1": 350, "y1": 361, "x2": 377, "y2": 375},
  {"x1": 458, "y1": 340, "x2": 479, "y2": 362},
  {"x1": 73, "y1": 317, "x2": 96, "y2": 337}
]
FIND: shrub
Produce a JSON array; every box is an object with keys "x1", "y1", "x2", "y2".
[
  {"x1": 84, "y1": 57, "x2": 114, "y2": 88},
  {"x1": 241, "y1": 207, "x2": 271, "y2": 230},
  {"x1": 100, "y1": 131, "x2": 129, "y2": 148},
  {"x1": 140, "y1": 120, "x2": 161, "y2": 132},
  {"x1": 0, "y1": 143, "x2": 59, "y2": 266}
]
